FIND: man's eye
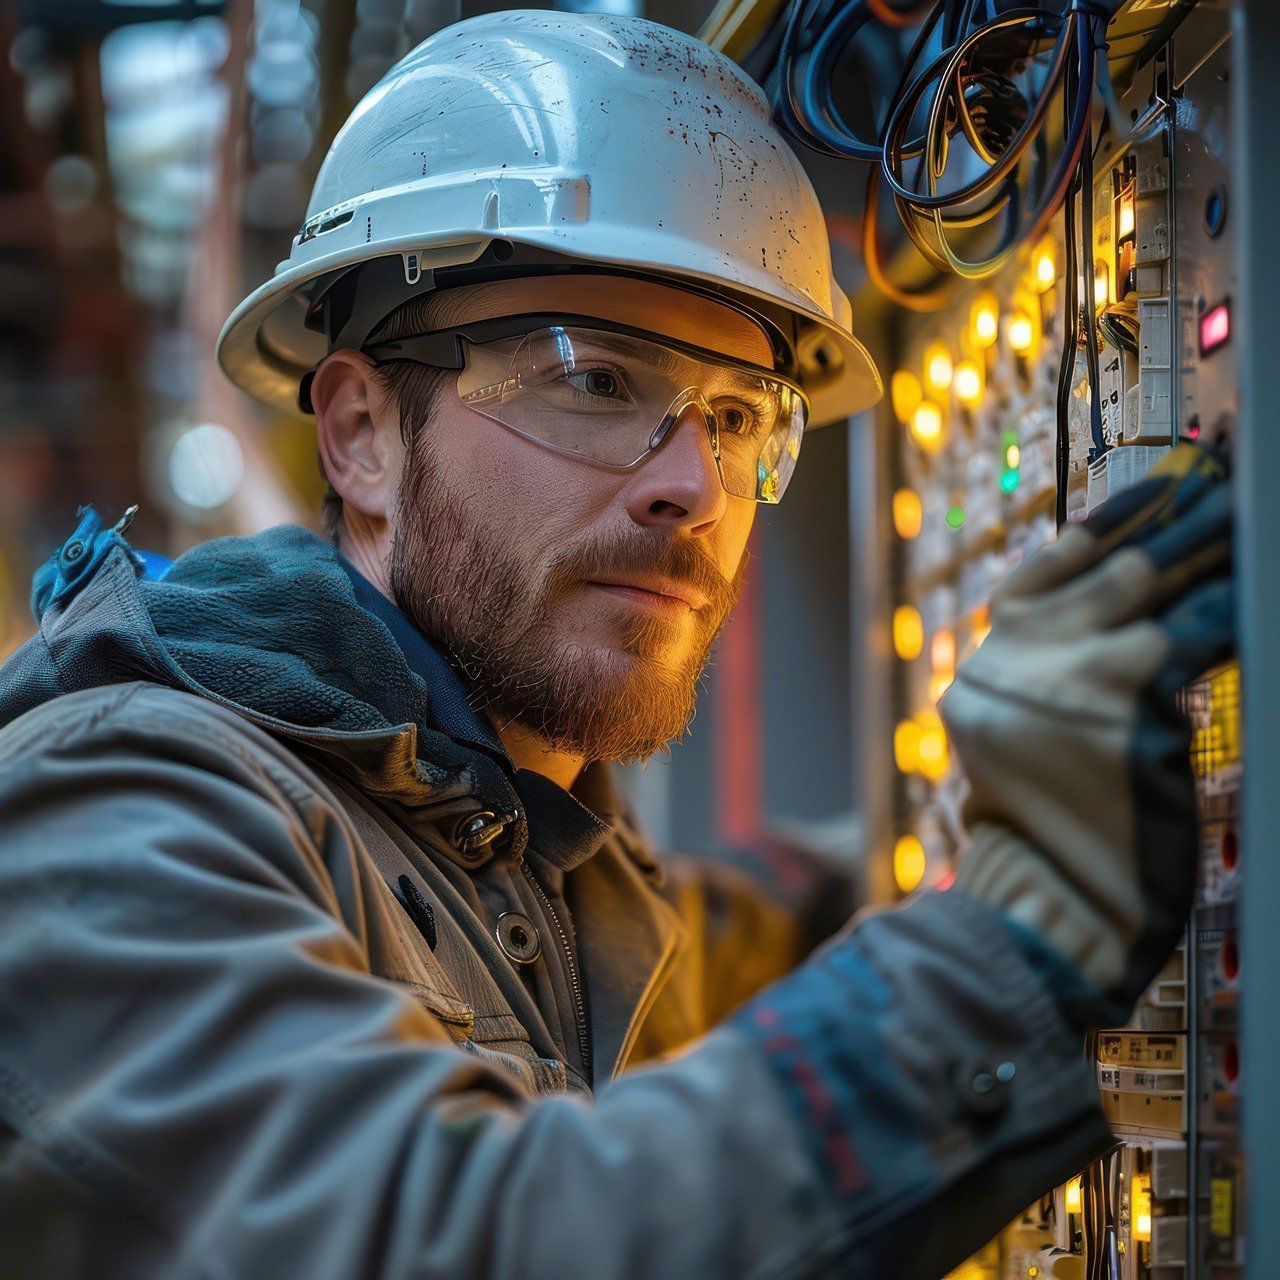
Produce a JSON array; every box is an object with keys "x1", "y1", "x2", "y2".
[
  {"x1": 566, "y1": 368, "x2": 629, "y2": 400},
  {"x1": 717, "y1": 403, "x2": 761, "y2": 435}
]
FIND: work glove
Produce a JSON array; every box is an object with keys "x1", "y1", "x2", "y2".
[{"x1": 943, "y1": 443, "x2": 1234, "y2": 1025}]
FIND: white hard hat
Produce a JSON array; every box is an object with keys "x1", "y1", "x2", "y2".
[{"x1": 217, "y1": 10, "x2": 882, "y2": 427}]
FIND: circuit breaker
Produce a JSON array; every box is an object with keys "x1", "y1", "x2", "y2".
[{"x1": 880, "y1": 3, "x2": 1243, "y2": 1276}]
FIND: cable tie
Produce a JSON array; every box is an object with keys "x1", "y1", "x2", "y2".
[{"x1": 1094, "y1": 33, "x2": 1132, "y2": 144}]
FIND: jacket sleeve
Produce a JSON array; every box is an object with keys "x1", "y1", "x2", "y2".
[{"x1": 0, "y1": 684, "x2": 1113, "y2": 1280}]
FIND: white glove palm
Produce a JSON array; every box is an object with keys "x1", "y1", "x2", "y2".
[{"x1": 943, "y1": 444, "x2": 1233, "y2": 1018}]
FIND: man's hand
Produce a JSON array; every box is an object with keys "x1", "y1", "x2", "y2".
[{"x1": 943, "y1": 443, "x2": 1234, "y2": 1022}]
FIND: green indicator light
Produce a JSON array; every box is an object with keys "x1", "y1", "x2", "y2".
[
  {"x1": 1000, "y1": 468, "x2": 1021, "y2": 494},
  {"x1": 1001, "y1": 431, "x2": 1021, "y2": 471},
  {"x1": 945, "y1": 506, "x2": 966, "y2": 530}
]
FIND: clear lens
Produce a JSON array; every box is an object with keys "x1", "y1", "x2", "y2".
[{"x1": 456, "y1": 326, "x2": 807, "y2": 503}]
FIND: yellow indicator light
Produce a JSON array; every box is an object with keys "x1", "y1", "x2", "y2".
[
  {"x1": 1118, "y1": 193, "x2": 1136, "y2": 240},
  {"x1": 892, "y1": 487, "x2": 923, "y2": 540},
  {"x1": 894, "y1": 718, "x2": 922, "y2": 774},
  {"x1": 893, "y1": 604, "x2": 924, "y2": 661},
  {"x1": 1007, "y1": 311, "x2": 1035, "y2": 355},
  {"x1": 890, "y1": 369, "x2": 923, "y2": 424},
  {"x1": 971, "y1": 293, "x2": 999, "y2": 349},
  {"x1": 915, "y1": 711, "x2": 949, "y2": 782},
  {"x1": 1032, "y1": 241, "x2": 1056, "y2": 292},
  {"x1": 953, "y1": 359, "x2": 983, "y2": 409},
  {"x1": 1065, "y1": 1176, "x2": 1083, "y2": 1214},
  {"x1": 1094, "y1": 261, "x2": 1111, "y2": 307},
  {"x1": 928, "y1": 670, "x2": 953, "y2": 704},
  {"x1": 931, "y1": 627, "x2": 956, "y2": 675},
  {"x1": 1005, "y1": 443, "x2": 1022, "y2": 469},
  {"x1": 1028, "y1": 1269, "x2": 1039, "y2": 1279},
  {"x1": 924, "y1": 343, "x2": 953, "y2": 393},
  {"x1": 969, "y1": 605, "x2": 991, "y2": 652},
  {"x1": 909, "y1": 401, "x2": 946, "y2": 452},
  {"x1": 1190, "y1": 663, "x2": 1242, "y2": 778},
  {"x1": 1133, "y1": 1173, "x2": 1152, "y2": 1243},
  {"x1": 893, "y1": 834, "x2": 926, "y2": 895}
]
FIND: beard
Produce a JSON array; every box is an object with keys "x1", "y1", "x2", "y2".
[{"x1": 388, "y1": 431, "x2": 745, "y2": 765}]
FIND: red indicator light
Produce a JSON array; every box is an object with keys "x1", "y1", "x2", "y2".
[
  {"x1": 1224, "y1": 1041, "x2": 1240, "y2": 1084},
  {"x1": 1200, "y1": 299, "x2": 1231, "y2": 355},
  {"x1": 1222, "y1": 826, "x2": 1239, "y2": 870},
  {"x1": 1222, "y1": 931, "x2": 1240, "y2": 982}
]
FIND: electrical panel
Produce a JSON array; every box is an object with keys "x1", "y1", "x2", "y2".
[{"x1": 880, "y1": 4, "x2": 1242, "y2": 1277}]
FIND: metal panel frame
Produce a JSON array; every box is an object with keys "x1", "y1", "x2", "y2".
[{"x1": 1231, "y1": 1, "x2": 1279, "y2": 1270}]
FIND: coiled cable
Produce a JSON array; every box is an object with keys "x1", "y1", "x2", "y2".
[{"x1": 770, "y1": 0, "x2": 1122, "y2": 298}]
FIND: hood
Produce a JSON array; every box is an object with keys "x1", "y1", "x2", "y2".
[{"x1": 0, "y1": 506, "x2": 490, "y2": 803}]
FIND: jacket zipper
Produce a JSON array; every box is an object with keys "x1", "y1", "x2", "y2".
[{"x1": 520, "y1": 859, "x2": 592, "y2": 1082}]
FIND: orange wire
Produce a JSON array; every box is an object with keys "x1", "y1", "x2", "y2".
[
  {"x1": 862, "y1": 168, "x2": 954, "y2": 312},
  {"x1": 866, "y1": 0, "x2": 935, "y2": 30}
]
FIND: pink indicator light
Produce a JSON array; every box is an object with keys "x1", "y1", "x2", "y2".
[{"x1": 1200, "y1": 300, "x2": 1231, "y2": 354}]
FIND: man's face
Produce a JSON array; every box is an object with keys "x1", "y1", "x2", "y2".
[{"x1": 385, "y1": 274, "x2": 774, "y2": 765}]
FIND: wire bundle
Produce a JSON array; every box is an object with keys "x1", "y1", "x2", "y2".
[
  {"x1": 1083, "y1": 1151, "x2": 1124, "y2": 1280},
  {"x1": 770, "y1": 0, "x2": 1122, "y2": 309},
  {"x1": 1098, "y1": 295, "x2": 1139, "y2": 354}
]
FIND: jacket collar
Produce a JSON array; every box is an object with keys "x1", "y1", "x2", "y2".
[
  {"x1": 7, "y1": 511, "x2": 636, "y2": 880},
  {"x1": 332, "y1": 555, "x2": 685, "y2": 1080},
  {"x1": 338, "y1": 557, "x2": 612, "y2": 873},
  {"x1": 339, "y1": 558, "x2": 507, "y2": 760}
]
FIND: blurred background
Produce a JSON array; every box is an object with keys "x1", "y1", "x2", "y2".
[{"x1": 0, "y1": 0, "x2": 876, "y2": 871}]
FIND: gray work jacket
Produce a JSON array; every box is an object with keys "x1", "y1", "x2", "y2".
[{"x1": 0, "y1": 513, "x2": 1113, "y2": 1279}]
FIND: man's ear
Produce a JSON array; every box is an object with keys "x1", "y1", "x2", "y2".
[{"x1": 310, "y1": 350, "x2": 406, "y2": 523}]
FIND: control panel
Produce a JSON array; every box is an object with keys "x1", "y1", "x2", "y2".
[{"x1": 879, "y1": 5, "x2": 1242, "y2": 1276}]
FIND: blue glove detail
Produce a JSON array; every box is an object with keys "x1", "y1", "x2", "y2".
[
  {"x1": 730, "y1": 931, "x2": 899, "y2": 1198},
  {"x1": 999, "y1": 915, "x2": 1126, "y2": 1034}
]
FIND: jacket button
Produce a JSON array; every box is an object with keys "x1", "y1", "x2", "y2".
[
  {"x1": 496, "y1": 912, "x2": 541, "y2": 966},
  {"x1": 455, "y1": 811, "x2": 506, "y2": 865},
  {"x1": 952, "y1": 1058, "x2": 1015, "y2": 1119}
]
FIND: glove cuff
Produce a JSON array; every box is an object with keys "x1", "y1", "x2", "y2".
[
  {"x1": 999, "y1": 914, "x2": 1131, "y2": 1033},
  {"x1": 953, "y1": 822, "x2": 1129, "y2": 1002}
]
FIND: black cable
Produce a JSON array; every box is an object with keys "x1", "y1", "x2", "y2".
[
  {"x1": 1083, "y1": 1163, "x2": 1097, "y2": 1280},
  {"x1": 877, "y1": 6, "x2": 1088, "y2": 279},
  {"x1": 1104, "y1": 1150, "x2": 1123, "y2": 1280},
  {"x1": 770, "y1": 0, "x2": 1120, "y2": 288},
  {"x1": 1055, "y1": 158, "x2": 1080, "y2": 525},
  {"x1": 853, "y1": 0, "x2": 995, "y2": 307},
  {"x1": 1077, "y1": 57, "x2": 1106, "y2": 456},
  {"x1": 879, "y1": 7, "x2": 1071, "y2": 211}
]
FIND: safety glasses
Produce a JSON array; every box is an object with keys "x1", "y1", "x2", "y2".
[{"x1": 364, "y1": 314, "x2": 809, "y2": 504}]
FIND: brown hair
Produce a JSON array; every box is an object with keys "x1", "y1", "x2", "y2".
[{"x1": 318, "y1": 286, "x2": 475, "y2": 543}]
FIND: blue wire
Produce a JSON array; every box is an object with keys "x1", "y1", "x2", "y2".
[
  {"x1": 769, "y1": 0, "x2": 1118, "y2": 281},
  {"x1": 804, "y1": 4, "x2": 881, "y2": 160}
]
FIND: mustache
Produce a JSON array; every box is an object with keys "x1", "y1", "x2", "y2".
[{"x1": 547, "y1": 531, "x2": 743, "y2": 616}]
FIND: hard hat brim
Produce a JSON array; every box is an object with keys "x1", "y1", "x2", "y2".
[{"x1": 217, "y1": 225, "x2": 882, "y2": 428}]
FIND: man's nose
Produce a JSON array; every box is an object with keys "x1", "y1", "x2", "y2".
[{"x1": 623, "y1": 403, "x2": 727, "y2": 532}]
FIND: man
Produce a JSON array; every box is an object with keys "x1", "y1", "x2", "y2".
[{"x1": 0, "y1": 12, "x2": 1232, "y2": 1279}]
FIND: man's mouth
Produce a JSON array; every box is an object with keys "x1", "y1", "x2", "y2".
[{"x1": 583, "y1": 575, "x2": 707, "y2": 614}]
